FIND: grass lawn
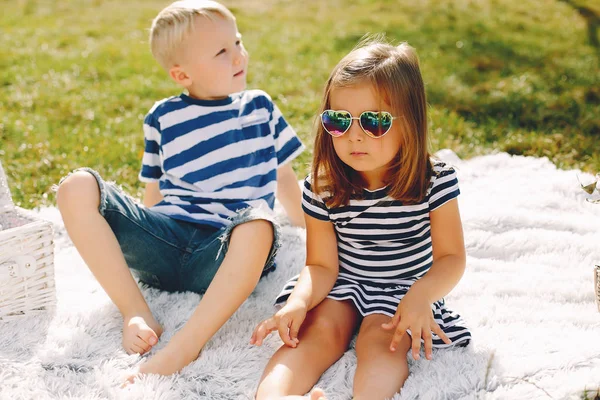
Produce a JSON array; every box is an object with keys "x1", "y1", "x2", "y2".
[{"x1": 1, "y1": 0, "x2": 599, "y2": 208}]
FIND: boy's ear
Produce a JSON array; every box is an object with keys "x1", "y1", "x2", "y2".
[{"x1": 169, "y1": 65, "x2": 192, "y2": 87}]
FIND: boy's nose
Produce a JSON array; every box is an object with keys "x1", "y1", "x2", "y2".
[{"x1": 233, "y1": 47, "x2": 245, "y2": 66}]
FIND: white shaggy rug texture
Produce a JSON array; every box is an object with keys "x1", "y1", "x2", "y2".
[{"x1": 1, "y1": 150, "x2": 599, "y2": 400}]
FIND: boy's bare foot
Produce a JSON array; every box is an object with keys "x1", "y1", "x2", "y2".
[
  {"x1": 309, "y1": 388, "x2": 327, "y2": 400},
  {"x1": 122, "y1": 314, "x2": 163, "y2": 355},
  {"x1": 123, "y1": 334, "x2": 199, "y2": 386}
]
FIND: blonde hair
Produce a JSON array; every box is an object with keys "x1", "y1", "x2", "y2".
[
  {"x1": 312, "y1": 35, "x2": 432, "y2": 207},
  {"x1": 149, "y1": 0, "x2": 235, "y2": 70}
]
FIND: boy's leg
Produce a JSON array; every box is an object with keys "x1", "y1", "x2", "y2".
[
  {"x1": 255, "y1": 299, "x2": 360, "y2": 400},
  {"x1": 353, "y1": 314, "x2": 412, "y2": 400},
  {"x1": 133, "y1": 216, "x2": 275, "y2": 377},
  {"x1": 57, "y1": 170, "x2": 180, "y2": 354}
]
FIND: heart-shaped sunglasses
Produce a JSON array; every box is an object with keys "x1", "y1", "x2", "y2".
[{"x1": 320, "y1": 110, "x2": 399, "y2": 139}]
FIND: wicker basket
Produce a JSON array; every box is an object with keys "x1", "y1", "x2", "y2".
[{"x1": 0, "y1": 161, "x2": 56, "y2": 320}]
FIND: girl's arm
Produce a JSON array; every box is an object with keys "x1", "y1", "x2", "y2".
[
  {"x1": 250, "y1": 213, "x2": 339, "y2": 347},
  {"x1": 383, "y1": 198, "x2": 465, "y2": 359},
  {"x1": 276, "y1": 164, "x2": 305, "y2": 228},
  {"x1": 143, "y1": 182, "x2": 163, "y2": 208},
  {"x1": 287, "y1": 212, "x2": 339, "y2": 310},
  {"x1": 409, "y1": 198, "x2": 466, "y2": 302}
]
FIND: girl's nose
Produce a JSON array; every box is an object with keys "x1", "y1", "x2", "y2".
[{"x1": 347, "y1": 120, "x2": 363, "y2": 142}]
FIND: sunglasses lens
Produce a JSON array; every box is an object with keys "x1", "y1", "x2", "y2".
[
  {"x1": 360, "y1": 111, "x2": 392, "y2": 137},
  {"x1": 322, "y1": 110, "x2": 351, "y2": 136}
]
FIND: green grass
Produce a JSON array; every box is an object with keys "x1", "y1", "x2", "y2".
[
  {"x1": 1, "y1": 0, "x2": 599, "y2": 208},
  {"x1": 583, "y1": 388, "x2": 600, "y2": 400}
]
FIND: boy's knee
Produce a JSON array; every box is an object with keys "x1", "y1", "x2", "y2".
[
  {"x1": 231, "y1": 219, "x2": 274, "y2": 244},
  {"x1": 56, "y1": 171, "x2": 100, "y2": 212}
]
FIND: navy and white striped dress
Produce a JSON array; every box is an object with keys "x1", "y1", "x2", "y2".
[{"x1": 275, "y1": 161, "x2": 471, "y2": 347}]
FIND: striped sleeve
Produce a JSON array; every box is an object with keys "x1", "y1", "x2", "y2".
[
  {"x1": 270, "y1": 102, "x2": 305, "y2": 167},
  {"x1": 301, "y1": 175, "x2": 330, "y2": 221},
  {"x1": 428, "y1": 164, "x2": 460, "y2": 211},
  {"x1": 139, "y1": 111, "x2": 163, "y2": 183}
]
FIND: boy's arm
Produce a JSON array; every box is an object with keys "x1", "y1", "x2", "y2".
[
  {"x1": 143, "y1": 182, "x2": 163, "y2": 208},
  {"x1": 276, "y1": 164, "x2": 305, "y2": 228}
]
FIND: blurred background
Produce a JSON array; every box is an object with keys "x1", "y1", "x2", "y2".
[{"x1": 1, "y1": 0, "x2": 599, "y2": 208}]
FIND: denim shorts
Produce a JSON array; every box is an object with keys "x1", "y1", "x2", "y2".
[{"x1": 62, "y1": 168, "x2": 281, "y2": 294}]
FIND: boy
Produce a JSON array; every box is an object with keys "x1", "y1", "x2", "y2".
[{"x1": 56, "y1": 0, "x2": 305, "y2": 380}]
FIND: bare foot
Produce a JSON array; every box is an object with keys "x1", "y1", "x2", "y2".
[
  {"x1": 122, "y1": 314, "x2": 163, "y2": 355},
  {"x1": 122, "y1": 337, "x2": 199, "y2": 386},
  {"x1": 309, "y1": 388, "x2": 327, "y2": 400}
]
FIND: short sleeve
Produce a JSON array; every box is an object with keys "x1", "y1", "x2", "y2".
[
  {"x1": 428, "y1": 163, "x2": 460, "y2": 211},
  {"x1": 269, "y1": 101, "x2": 305, "y2": 167},
  {"x1": 302, "y1": 175, "x2": 330, "y2": 221},
  {"x1": 139, "y1": 111, "x2": 163, "y2": 183}
]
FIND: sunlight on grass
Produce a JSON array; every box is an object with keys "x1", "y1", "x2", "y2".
[{"x1": 1, "y1": 0, "x2": 599, "y2": 207}]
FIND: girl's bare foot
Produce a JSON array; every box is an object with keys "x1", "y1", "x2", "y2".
[
  {"x1": 309, "y1": 388, "x2": 327, "y2": 400},
  {"x1": 122, "y1": 314, "x2": 163, "y2": 355}
]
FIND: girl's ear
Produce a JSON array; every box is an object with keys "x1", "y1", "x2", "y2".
[{"x1": 169, "y1": 65, "x2": 192, "y2": 88}]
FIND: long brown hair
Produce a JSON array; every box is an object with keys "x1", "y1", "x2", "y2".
[{"x1": 312, "y1": 36, "x2": 433, "y2": 208}]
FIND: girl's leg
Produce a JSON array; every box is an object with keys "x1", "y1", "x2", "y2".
[
  {"x1": 353, "y1": 314, "x2": 412, "y2": 400},
  {"x1": 260, "y1": 388, "x2": 326, "y2": 400},
  {"x1": 57, "y1": 171, "x2": 162, "y2": 355},
  {"x1": 255, "y1": 299, "x2": 361, "y2": 400}
]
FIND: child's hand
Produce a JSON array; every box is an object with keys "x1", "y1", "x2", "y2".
[
  {"x1": 250, "y1": 299, "x2": 308, "y2": 348},
  {"x1": 381, "y1": 291, "x2": 451, "y2": 360}
]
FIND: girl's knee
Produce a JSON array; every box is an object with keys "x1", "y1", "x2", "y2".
[
  {"x1": 355, "y1": 331, "x2": 376, "y2": 357},
  {"x1": 56, "y1": 171, "x2": 100, "y2": 211},
  {"x1": 355, "y1": 323, "x2": 410, "y2": 358},
  {"x1": 305, "y1": 313, "x2": 352, "y2": 350}
]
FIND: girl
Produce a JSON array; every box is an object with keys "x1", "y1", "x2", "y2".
[{"x1": 250, "y1": 38, "x2": 471, "y2": 400}]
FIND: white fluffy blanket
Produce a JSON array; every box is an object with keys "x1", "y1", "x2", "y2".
[{"x1": 1, "y1": 151, "x2": 599, "y2": 400}]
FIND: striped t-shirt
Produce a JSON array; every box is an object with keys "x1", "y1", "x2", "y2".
[
  {"x1": 139, "y1": 90, "x2": 304, "y2": 229},
  {"x1": 302, "y1": 161, "x2": 460, "y2": 285},
  {"x1": 276, "y1": 161, "x2": 472, "y2": 346}
]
